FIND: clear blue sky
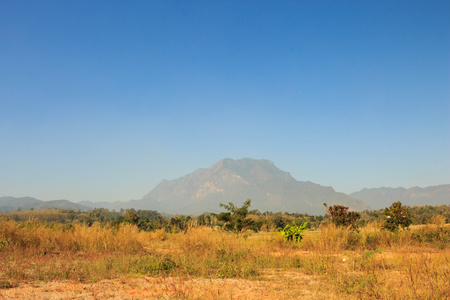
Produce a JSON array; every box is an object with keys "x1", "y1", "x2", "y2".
[{"x1": 1, "y1": 1, "x2": 449, "y2": 203}]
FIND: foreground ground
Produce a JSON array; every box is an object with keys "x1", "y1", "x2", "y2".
[
  {"x1": 1, "y1": 271, "x2": 326, "y2": 300},
  {"x1": 0, "y1": 220, "x2": 449, "y2": 299}
]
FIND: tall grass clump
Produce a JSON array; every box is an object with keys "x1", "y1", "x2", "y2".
[
  {"x1": 0, "y1": 218, "x2": 149, "y2": 253},
  {"x1": 167, "y1": 227, "x2": 259, "y2": 278},
  {"x1": 301, "y1": 224, "x2": 361, "y2": 252},
  {"x1": 300, "y1": 222, "x2": 449, "y2": 252}
]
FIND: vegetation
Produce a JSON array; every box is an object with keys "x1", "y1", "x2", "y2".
[
  {"x1": 0, "y1": 216, "x2": 448, "y2": 299},
  {"x1": 382, "y1": 201, "x2": 412, "y2": 231},
  {"x1": 280, "y1": 221, "x2": 309, "y2": 242},
  {"x1": 0, "y1": 202, "x2": 449, "y2": 298},
  {"x1": 1, "y1": 202, "x2": 448, "y2": 233},
  {"x1": 216, "y1": 199, "x2": 258, "y2": 233},
  {"x1": 324, "y1": 203, "x2": 361, "y2": 229}
]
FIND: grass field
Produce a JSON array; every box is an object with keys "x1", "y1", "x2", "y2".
[{"x1": 0, "y1": 218, "x2": 449, "y2": 299}]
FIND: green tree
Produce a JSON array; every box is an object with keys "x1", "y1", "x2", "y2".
[
  {"x1": 197, "y1": 214, "x2": 210, "y2": 226},
  {"x1": 383, "y1": 201, "x2": 412, "y2": 231},
  {"x1": 324, "y1": 203, "x2": 360, "y2": 230},
  {"x1": 218, "y1": 199, "x2": 258, "y2": 233},
  {"x1": 124, "y1": 209, "x2": 139, "y2": 224},
  {"x1": 272, "y1": 214, "x2": 286, "y2": 229}
]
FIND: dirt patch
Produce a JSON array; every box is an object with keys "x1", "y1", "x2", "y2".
[{"x1": 0, "y1": 271, "x2": 336, "y2": 300}]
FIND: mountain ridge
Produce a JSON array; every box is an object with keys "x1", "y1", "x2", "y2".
[
  {"x1": 350, "y1": 185, "x2": 450, "y2": 209},
  {"x1": 0, "y1": 196, "x2": 91, "y2": 212},
  {"x1": 136, "y1": 158, "x2": 369, "y2": 215},
  {"x1": 3, "y1": 159, "x2": 447, "y2": 214}
]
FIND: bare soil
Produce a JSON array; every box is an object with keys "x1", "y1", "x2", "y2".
[{"x1": 0, "y1": 270, "x2": 336, "y2": 300}]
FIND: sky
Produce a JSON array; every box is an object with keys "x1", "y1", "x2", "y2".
[{"x1": 1, "y1": 1, "x2": 449, "y2": 203}]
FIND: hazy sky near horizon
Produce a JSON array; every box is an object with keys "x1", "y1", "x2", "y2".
[{"x1": 1, "y1": 1, "x2": 449, "y2": 203}]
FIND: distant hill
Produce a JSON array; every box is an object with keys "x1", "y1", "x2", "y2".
[
  {"x1": 78, "y1": 199, "x2": 153, "y2": 212},
  {"x1": 86, "y1": 158, "x2": 368, "y2": 215},
  {"x1": 0, "y1": 196, "x2": 91, "y2": 212},
  {"x1": 350, "y1": 185, "x2": 450, "y2": 210},
  {"x1": 5, "y1": 160, "x2": 447, "y2": 215}
]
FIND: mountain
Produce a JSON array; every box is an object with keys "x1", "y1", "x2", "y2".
[
  {"x1": 0, "y1": 197, "x2": 41, "y2": 212},
  {"x1": 78, "y1": 199, "x2": 158, "y2": 211},
  {"x1": 350, "y1": 185, "x2": 450, "y2": 210},
  {"x1": 110, "y1": 158, "x2": 369, "y2": 215},
  {"x1": 0, "y1": 196, "x2": 91, "y2": 212}
]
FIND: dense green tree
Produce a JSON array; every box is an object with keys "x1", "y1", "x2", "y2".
[
  {"x1": 218, "y1": 199, "x2": 258, "y2": 233},
  {"x1": 124, "y1": 209, "x2": 140, "y2": 224},
  {"x1": 383, "y1": 201, "x2": 412, "y2": 231}
]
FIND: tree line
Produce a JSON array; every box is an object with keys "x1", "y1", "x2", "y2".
[{"x1": 0, "y1": 202, "x2": 448, "y2": 233}]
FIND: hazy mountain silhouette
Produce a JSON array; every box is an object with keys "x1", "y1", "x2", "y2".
[
  {"x1": 4, "y1": 160, "x2": 447, "y2": 215},
  {"x1": 0, "y1": 196, "x2": 91, "y2": 212},
  {"x1": 102, "y1": 158, "x2": 369, "y2": 215},
  {"x1": 350, "y1": 185, "x2": 450, "y2": 210}
]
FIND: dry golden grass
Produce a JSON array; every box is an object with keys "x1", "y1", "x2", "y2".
[
  {"x1": 0, "y1": 219, "x2": 159, "y2": 253},
  {"x1": 0, "y1": 218, "x2": 449, "y2": 299}
]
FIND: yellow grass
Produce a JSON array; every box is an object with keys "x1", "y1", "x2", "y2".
[{"x1": 0, "y1": 218, "x2": 449, "y2": 299}]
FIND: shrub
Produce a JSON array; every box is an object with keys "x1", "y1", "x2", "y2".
[
  {"x1": 383, "y1": 201, "x2": 412, "y2": 232},
  {"x1": 280, "y1": 221, "x2": 309, "y2": 242},
  {"x1": 218, "y1": 199, "x2": 258, "y2": 233},
  {"x1": 324, "y1": 204, "x2": 360, "y2": 230}
]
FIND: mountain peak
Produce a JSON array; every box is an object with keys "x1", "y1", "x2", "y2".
[
  {"x1": 139, "y1": 158, "x2": 369, "y2": 214},
  {"x1": 214, "y1": 158, "x2": 274, "y2": 169},
  {"x1": 214, "y1": 158, "x2": 283, "y2": 180}
]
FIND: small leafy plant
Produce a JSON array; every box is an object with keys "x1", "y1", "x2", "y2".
[
  {"x1": 280, "y1": 221, "x2": 309, "y2": 242},
  {"x1": 0, "y1": 238, "x2": 12, "y2": 249}
]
